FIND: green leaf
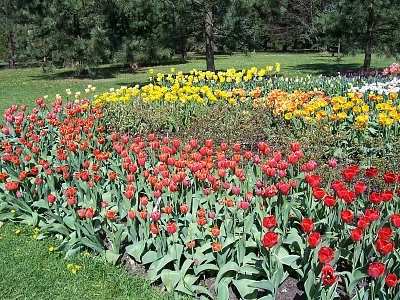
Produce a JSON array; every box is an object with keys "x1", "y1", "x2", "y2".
[
  {"x1": 194, "y1": 263, "x2": 219, "y2": 275},
  {"x1": 232, "y1": 278, "x2": 258, "y2": 300},
  {"x1": 141, "y1": 250, "x2": 159, "y2": 265},
  {"x1": 32, "y1": 199, "x2": 48, "y2": 209},
  {"x1": 215, "y1": 261, "x2": 239, "y2": 286},
  {"x1": 105, "y1": 249, "x2": 120, "y2": 265},
  {"x1": 160, "y1": 269, "x2": 181, "y2": 292},
  {"x1": 239, "y1": 265, "x2": 260, "y2": 275},
  {"x1": 274, "y1": 253, "x2": 299, "y2": 266},
  {"x1": 217, "y1": 277, "x2": 232, "y2": 300},
  {"x1": 0, "y1": 212, "x2": 13, "y2": 221},
  {"x1": 43, "y1": 223, "x2": 69, "y2": 236},
  {"x1": 304, "y1": 269, "x2": 316, "y2": 299},
  {"x1": 249, "y1": 280, "x2": 275, "y2": 293},
  {"x1": 148, "y1": 254, "x2": 175, "y2": 282},
  {"x1": 180, "y1": 258, "x2": 194, "y2": 276},
  {"x1": 193, "y1": 285, "x2": 214, "y2": 298},
  {"x1": 348, "y1": 265, "x2": 368, "y2": 294},
  {"x1": 81, "y1": 236, "x2": 105, "y2": 255},
  {"x1": 63, "y1": 215, "x2": 76, "y2": 230},
  {"x1": 125, "y1": 241, "x2": 146, "y2": 262},
  {"x1": 102, "y1": 192, "x2": 112, "y2": 203}
]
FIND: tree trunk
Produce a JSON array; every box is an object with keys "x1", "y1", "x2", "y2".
[
  {"x1": 204, "y1": 2, "x2": 215, "y2": 72},
  {"x1": 180, "y1": 38, "x2": 188, "y2": 61},
  {"x1": 363, "y1": 0, "x2": 374, "y2": 71},
  {"x1": 363, "y1": 43, "x2": 372, "y2": 71},
  {"x1": 7, "y1": 33, "x2": 16, "y2": 69}
]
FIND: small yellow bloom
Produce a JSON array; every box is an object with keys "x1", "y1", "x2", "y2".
[
  {"x1": 170, "y1": 67, "x2": 175, "y2": 73},
  {"x1": 11, "y1": 209, "x2": 16, "y2": 214},
  {"x1": 284, "y1": 112, "x2": 293, "y2": 120},
  {"x1": 71, "y1": 269, "x2": 77, "y2": 274},
  {"x1": 83, "y1": 251, "x2": 90, "y2": 257},
  {"x1": 48, "y1": 246, "x2": 54, "y2": 253},
  {"x1": 67, "y1": 263, "x2": 73, "y2": 269},
  {"x1": 149, "y1": 68, "x2": 154, "y2": 74},
  {"x1": 15, "y1": 229, "x2": 21, "y2": 235}
]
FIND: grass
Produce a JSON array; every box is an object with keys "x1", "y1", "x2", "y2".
[
  {"x1": 0, "y1": 52, "x2": 395, "y2": 114},
  {"x1": 0, "y1": 222, "x2": 174, "y2": 300}
]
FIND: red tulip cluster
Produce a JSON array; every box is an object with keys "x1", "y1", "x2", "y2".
[{"x1": 1, "y1": 96, "x2": 400, "y2": 298}]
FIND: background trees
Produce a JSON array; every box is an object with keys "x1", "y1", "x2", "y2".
[{"x1": 1, "y1": 0, "x2": 399, "y2": 72}]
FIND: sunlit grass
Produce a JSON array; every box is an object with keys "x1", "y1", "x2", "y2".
[
  {"x1": 0, "y1": 52, "x2": 394, "y2": 114},
  {"x1": 0, "y1": 222, "x2": 174, "y2": 300}
]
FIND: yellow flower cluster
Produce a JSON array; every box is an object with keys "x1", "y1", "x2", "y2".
[
  {"x1": 90, "y1": 66, "x2": 399, "y2": 131},
  {"x1": 67, "y1": 263, "x2": 82, "y2": 274},
  {"x1": 92, "y1": 66, "x2": 278, "y2": 106}
]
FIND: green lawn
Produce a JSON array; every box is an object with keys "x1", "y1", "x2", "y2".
[
  {"x1": 0, "y1": 222, "x2": 173, "y2": 300},
  {"x1": 0, "y1": 52, "x2": 394, "y2": 114}
]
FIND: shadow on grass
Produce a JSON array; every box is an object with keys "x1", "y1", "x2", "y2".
[
  {"x1": 286, "y1": 62, "x2": 363, "y2": 75},
  {"x1": 29, "y1": 59, "x2": 189, "y2": 81}
]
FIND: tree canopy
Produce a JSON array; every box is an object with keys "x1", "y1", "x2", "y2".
[{"x1": 1, "y1": 0, "x2": 399, "y2": 72}]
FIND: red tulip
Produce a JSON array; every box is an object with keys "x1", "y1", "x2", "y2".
[
  {"x1": 375, "y1": 239, "x2": 394, "y2": 255},
  {"x1": 301, "y1": 218, "x2": 314, "y2": 232},
  {"x1": 368, "y1": 262, "x2": 385, "y2": 278},
  {"x1": 290, "y1": 142, "x2": 300, "y2": 152},
  {"x1": 390, "y1": 214, "x2": 400, "y2": 228},
  {"x1": 151, "y1": 210, "x2": 161, "y2": 221},
  {"x1": 276, "y1": 181, "x2": 291, "y2": 195},
  {"x1": 139, "y1": 210, "x2": 148, "y2": 219},
  {"x1": 323, "y1": 195, "x2": 337, "y2": 207},
  {"x1": 67, "y1": 197, "x2": 77, "y2": 205},
  {"x1": 365, "y1": 167, "x2": 378, "y2": 178},
  {"x1": 328, "y1": 158, "x2": 337, "y2": 168},
  {"x1": 350, "y1": 228, "x2": 363, "y2": 242},
  {"x1": 365, "y1": 209, "x2": 379, "y2": 221},
  {"x1": 197, "y1": 217, "x2": 207, "y2": 227},
  {"x1": 105, "y1": 210, "x2": 116, "y2": 220},
  {"x1": 308, "y1": 232, "x2": 321, "y2": 247},
  {"x1": 128, "y1": 209, "x2": 136, "y2": 219},
  {"x1": 180, "y1": 204, "x2": 188, "y2": 214},
  {"x1": 354, "y1": 183, "x2": 367, "y2": 194},
  {"x1": 239, "y1": 201, "x2": 249, "y2": 210},
  {"x1": 369, "y1": 192, "x2": 383, "y2": 205},
  {"x1": 77, "y1": 209, "x2": 86, "y2": 218},
  {"x1": 386, "y1": 274, "x2": 398, "y2": 287},
  {"x1": 140, "y1": 196, "x2": 149, "y2": 206},
  {"x1": 187, "y1": 240, "x2": 196, "y2": 249},
  {"x1": 357, "y1": 217, "x2": 370, "y2": 229},
  {"x1": 313, "y1": 187, "x2": 326, "y2": 200},
  {"x1": 381, "y1": 190, "x2": 394, "y2": 202},
  {"x1": 263, "y1": 216, "x2": 277, "y2": 229},
  {"x1": 161, "y1": 205, "x2": 173, "y2": 214},
  {"x1": 47, "y1": 193, "x2": 57, "y2": 203},
  {"x1": 318, "y1": 246, "x2": 334, "y2": 263},
  {"x1": 262, "y1": 231, "x2": 278, "y2": 248},
  {"x1": 341, "y1": 210, "x2": 354, "y2": 223},
  {"x1": 5, "y1": 181, "x2": 19, "y2": 191},
  {"x1": 166, "y1": 222, "x2": 177, "y2": 234},
  {"x1": 383, "y1": 172, "x2": 396, "y2": 183},
  {"x1": 321, "y1": 264, "x2": 338, "y2": 286},
  {"x1": 378, "y1": 227, "x2": 392, "y2": 240},
  {"x1": 150, "y1": 223, "x2": 159, "y2": 234},
  {"x1": 211, "y1": 226, "x2": 220, "y2": 237},
  {"x1": 212, "y1": 242, "x2": 222, "y2": 252},
  {"x1": 85, "y1": 207, "x2": 95, "y2": 218},
  {"x1": 342, "y1": 166, "x2": 359, "y2": 181}
]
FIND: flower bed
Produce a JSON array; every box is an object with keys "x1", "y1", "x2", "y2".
[{"x1": 1, "y1": 89, "x2": 400, "y2": 299}]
